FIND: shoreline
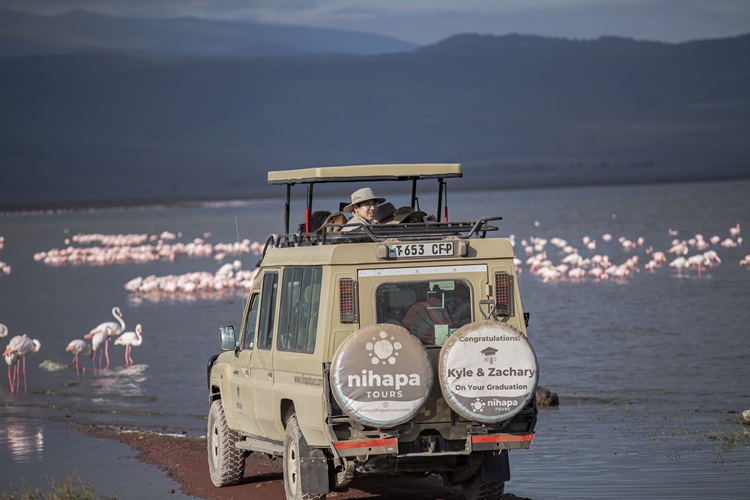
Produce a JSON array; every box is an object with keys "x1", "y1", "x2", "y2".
[
  {"x1": 3, "y1": 174, "x2": 748, "y2": 215},
  {"x1": 79, "y1": 423, "x2": 531, "y2": 499}
]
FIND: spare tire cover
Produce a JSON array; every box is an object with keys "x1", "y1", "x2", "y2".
[
  {"x1": 439, "y1": 320, "x2": 538, "y2": 424},
  {"x1": 330, "y1": 324, "x2": 433, "y2": 428}
]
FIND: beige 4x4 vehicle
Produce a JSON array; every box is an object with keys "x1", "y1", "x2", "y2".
[{"x1": 207, "y1": 164, "x2": 539, "y2": 500}]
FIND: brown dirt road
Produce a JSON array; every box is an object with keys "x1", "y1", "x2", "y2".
[{"x1": 81, "y1": 424, "x2": 531, "y2": 500}]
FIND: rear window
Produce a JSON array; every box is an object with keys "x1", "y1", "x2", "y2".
[{"x1": 375, "y1": 280, "x2": 472, "y2": 345}]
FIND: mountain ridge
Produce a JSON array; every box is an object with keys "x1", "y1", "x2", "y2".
[
  {"x1": 0, "y1": 9, "x2": 417, "y2": 58},
  {"x1": 0, "y1": 28, "x2": 748, "y2": 210}
]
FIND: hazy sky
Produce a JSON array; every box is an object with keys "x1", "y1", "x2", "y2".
[{"x1": 2, "y1": 0, "x2": 750, "y2": 44}]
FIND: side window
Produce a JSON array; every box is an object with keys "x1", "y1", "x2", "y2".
[
  {"x1": 241, "y1": 293, "x2": 259, "y2": 350},
  {"x1": 277, "y1": 267, "x2": 322, "y2": 353},
  {"x1": 257, "y1": 272, "x2": 278, "y2": 350}
]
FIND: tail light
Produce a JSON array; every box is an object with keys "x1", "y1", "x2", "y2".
[
  {"x1": 339, "y1": 278, "x2": 358, "y2": 323},
  {"x1": 494, "y1": 271, "x2": 514, "y2": 317}
]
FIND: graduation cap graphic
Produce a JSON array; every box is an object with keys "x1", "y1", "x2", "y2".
[{"x1": 481, "y1": 346, "x2": 498, "y2": 364}]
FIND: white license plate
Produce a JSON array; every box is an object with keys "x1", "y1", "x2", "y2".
[{"x1": 388, "y1": 242, "x2": 454, "y2": 259}]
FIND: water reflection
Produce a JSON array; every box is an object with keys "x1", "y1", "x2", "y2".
[
  {"x1": 89, "y1": 364, "x2": 148, "y2": 400},
  {"x1": 3, "y1": 423, "x2": 44, "y2": 463}
]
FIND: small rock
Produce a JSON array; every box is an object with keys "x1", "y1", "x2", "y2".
[
  {"x1": 38, "y1": 359, "x2": 69, "y2": 372},
  {"x1": 535, "y1": 386, "x2": 560, "y2": 407}
]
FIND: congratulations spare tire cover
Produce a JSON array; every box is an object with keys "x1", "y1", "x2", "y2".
[
  {"x1": 330, "y1": 324, "x2": 433, "y2": 428},
  {"x1": 439, "y1": 320, "x2": 538, "y2": 424}
]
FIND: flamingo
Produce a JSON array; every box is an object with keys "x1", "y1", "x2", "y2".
[
  {"x1": 0, "y1": 323, "x2": 8, "y2": 338},
  {"x1": 669, "y1": 256, "x2": 689, "y2": 276},
  {"x1": 85, "y1": 307, "x2": 125, "y2": 369},
  {"x1": 89, "y1": 331, "x2": 108, "y2": 374},
  {"x1": 3, "y1": 334, "x2": 41, "y2": 392},
  {"x1": 5, "y1": 352, "x2": 19, "y2": 392},
  {"x1": 66, "y1": 339, "x2": 92, "y2": 379},
  {"x1": 115, "y1": 324, "x2": 143, "y2": 367}
]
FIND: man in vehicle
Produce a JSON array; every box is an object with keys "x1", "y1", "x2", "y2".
[{"x1": 342, "y1": 187, "x2": 385, "y2": 231}]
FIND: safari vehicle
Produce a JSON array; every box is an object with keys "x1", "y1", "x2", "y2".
[{"x1": 207, "y1": 164, "x2": 539, "y2": 500}]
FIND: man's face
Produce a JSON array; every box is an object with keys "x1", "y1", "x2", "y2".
[{"x1": 354, "y1": 200, "x2": 378, "y2": 221}]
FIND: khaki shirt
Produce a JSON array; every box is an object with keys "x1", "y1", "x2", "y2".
[{"x1": 342, "y1": 214, "x2": 370, "y2": 232}]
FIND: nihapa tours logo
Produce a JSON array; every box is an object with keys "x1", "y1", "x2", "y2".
[{"x1": 331, "y1": 324, "x2": 433, "y2": 427}]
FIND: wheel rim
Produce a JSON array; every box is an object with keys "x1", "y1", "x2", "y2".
[
  {"x1": 287, "y1": 439, "x2": 299, "y2": 489},
  {"x1": 210, "y1": 421, "x2": 220, "y2": 467}
]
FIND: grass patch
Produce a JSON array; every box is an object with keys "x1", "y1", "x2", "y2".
[
  {"x1": 0, "y1": 473, "x2": 116, "y2": 500},
  {"x1": 707, "y1": 429, "x2": 749, "y2": 448}
]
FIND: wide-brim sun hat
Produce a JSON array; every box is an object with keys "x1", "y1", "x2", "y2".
[
  {"x1": 390, "y1": 206, "x2": 427, "y2": 223},
  {"x1": 343, "y1": 187, "x2": 386, "y2": 213},
  {"x1": 373, "y1": 202, "x2": 397, "y2": 223}
]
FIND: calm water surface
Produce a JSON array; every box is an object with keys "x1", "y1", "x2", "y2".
[{"x1": 1, "y1": 180, "x2": 749, "y2": 498}]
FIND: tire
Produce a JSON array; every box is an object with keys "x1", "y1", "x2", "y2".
[
  {"x1": 207, "y1": 399, "x2": 246, "y2": 487},
  {"x1": 461, "y1": 470, "x2": 505, "y2": 500},
  {"x1": 283, "y1": 414, "x2": 326, "y2": 500}
]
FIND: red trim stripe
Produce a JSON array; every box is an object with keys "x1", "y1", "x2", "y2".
[
  {"x1": 333, "y1": 438, "x2": 397, "y2": 450},
  {"x1": 472, "y1": 433, "x2": 534, "y2": 444}
]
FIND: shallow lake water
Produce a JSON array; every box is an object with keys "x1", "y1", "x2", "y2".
[{"x1": 1, "y1": 179, "x2": 749, "y2": 498}]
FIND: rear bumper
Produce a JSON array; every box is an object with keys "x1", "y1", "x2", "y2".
[{"x1": 332, "y1": 432, "x2": 533, "y2": 458}]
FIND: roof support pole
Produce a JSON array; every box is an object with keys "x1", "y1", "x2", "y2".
[
  {"x1": 437, "y1": 178, "x2": 444, "y2": 222},
  {"x1": 306, "y1": 183, "x2": 314, "y2": 232},
  {"x1": 411, "y1": 178, "x2": 418, "y2": 207},
  {"x1": 284, "y1": 184, "x2": 291, "y2": 235}
]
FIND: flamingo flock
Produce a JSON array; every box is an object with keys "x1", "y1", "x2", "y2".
[
  {"x1": 512, "y1": 223, "x2": 743, "y2": 283},
  {"x1": 33, "y1": 231, "x2": 264, "y2": 266},
  {"x1": 124, "y1": 260, "x2": 259, "y2": 301},
  {"x1": 68, "y1": 306, "x2": 145, "y2": 375},
  {"x1": 2, "y1": 306, "x2": 146, "y2": 392}
]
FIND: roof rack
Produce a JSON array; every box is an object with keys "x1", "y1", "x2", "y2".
[
  {"x1": 274, "y1": 217, "x2": 503, "y2": 249},
  {"x1": 267, "y1": 164, "x2": 463, "y2": 235}
]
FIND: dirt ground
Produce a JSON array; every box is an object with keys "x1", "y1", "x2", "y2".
[{"x1": 80, "y1": 424, "x2": 530, "y2": 500}]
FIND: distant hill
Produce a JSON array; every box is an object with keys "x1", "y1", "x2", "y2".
[
  {"x1": 0, "y1": 31, "x2": 749, "y2": 209},
  {"x1": 0, "y1": 9, "x2": 417, "y2": 58}
]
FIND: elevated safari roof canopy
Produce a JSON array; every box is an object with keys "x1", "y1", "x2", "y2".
[
  {"x1": 267, "y1": 164, "x2": 462, "y2": 185},
  {"x1": 268, "y1": 164, "x2": 463, "y2": 235}
]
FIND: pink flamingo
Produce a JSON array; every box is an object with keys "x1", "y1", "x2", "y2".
[
  {"x1": 0, "y1": 323, "x2": 8, "y2": 339},
  {"x1": 84, "y1": 307, "x2": 125, "y2": 369},
  {"x1": 5, "y1": 352, "x2": 19, "y2": 392},
  {"x1": 115, "y1": 324, "x2": 143, "y2": 367},
  {"x1": 66, "y1": 339, "x2": 92, "y2": 379},
  {"x1": 3, "y1": 334, "x2": 41, "y2": 392},
  {"x1": 89, "y1": 331, "x2": 108, "y2": 374}
]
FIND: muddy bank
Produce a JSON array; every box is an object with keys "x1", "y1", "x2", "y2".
[{"x1": 80, "y1": 424, "x2": 530, "y2": 499}]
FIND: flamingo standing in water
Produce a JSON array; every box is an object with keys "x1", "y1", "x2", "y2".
[
  {"x1": 85, "y1": 307, "x2": 125, "y2": 369},
  {"x1": 5, "y1": 352, "x2": 19, "y2": 392},
  {"x1": 66, "y1": 339, "x2": 92, "y2": 379},
  {"x1": 115, "y1": 324, "x2": 143, "y2": 367},
  {"x1": 89, "y1": 331, "x2": 108, "y2": 374},
  {"x1": 3, "y1": 334, "x2": 41, "y2": 392}
]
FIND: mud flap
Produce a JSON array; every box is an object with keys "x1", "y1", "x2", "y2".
[
  {"x1": 300, "y1": 448, "x2": 330, "y2": 495},
  {"x1": 480, "y1": 450, "x2": 510, "y2": 483}
]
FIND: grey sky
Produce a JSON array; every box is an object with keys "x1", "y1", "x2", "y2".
[{"x1": 2, "y1": 0, "x2": 749, "y2": 44}]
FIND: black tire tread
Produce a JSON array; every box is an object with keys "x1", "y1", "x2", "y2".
[
  {"x1": 283, "y1": 414, "x2": 326, "y2": 500},
  {"x1": 461, "y1": 470, "x2": 505, "y2": 500},
  {"x1": 208, "y1": 399, "x2": 245, "y2": 487}
]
